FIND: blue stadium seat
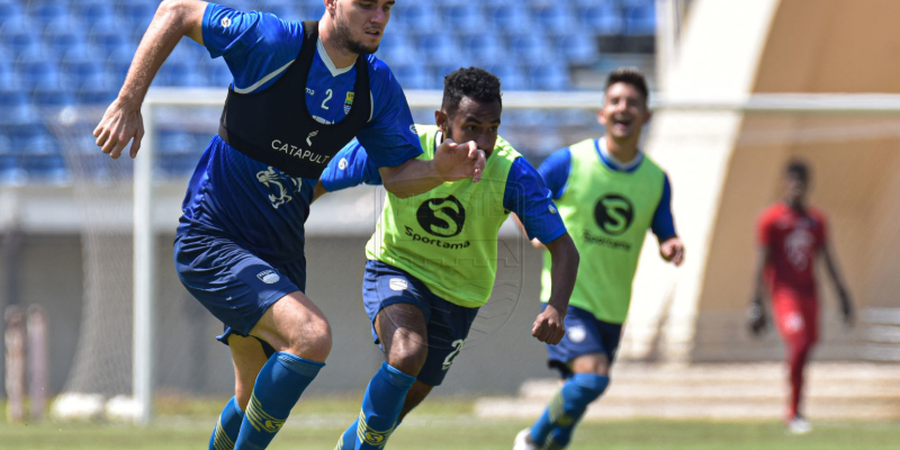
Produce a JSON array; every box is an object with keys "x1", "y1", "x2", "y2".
[
  {"x1": 389, "y1": 63, "x2": 431, "y2": 91},
  {"x1": 116, "y1": 0, "x2": 157, "y2": 31},
  {"x1": 204, "y1": 62, "x2": 234, "y2": 88},
  {"x1": 26, "y1": 1, "x2": 68, "y2": 25},
  {"x1": 532, "y1": 4, "x2": 577, "y2": 35},
  {"x1": 508, "y1": 34, "x2": 554, "y2": 62},
  {"x1": 0, "y1": 59, "x2": 19, "y2": 89},
  {"x1": 392, "y1": 3, "x2": 439, "y2": 35},
  {"x1": 157, "y1": 130, "x2": 196, "y2": 155},
  {"x1": 528, "y1": 62, "x2": 570, "y2": 91},
  {"x1": 0, "y1": 154, "x2": 27, "y2": 185},
  {"x1": 0, "y1": 19, "x2": 40, "y2": 54},
  {"x1": 375, "y1": 31, "x2": 416, "y2": 66},
  {"x1": 74, "y1": 1, "x2": 118, "y2": 28},
  {"x1": 485, "y1": 4, "x2": 533, "y2": 34},
  {"x1": 304, "y1": 2, "x2": 326, "y2": 20},
  {"x1": 257, "y1": 0, "x2": 301, "y2": 20},
  {"x1": 482, "y1": 64, "x2": 528, "y2": 91},
  {"x1": 442, "y1": 5, "x2": 485, "y2": 35},
  {"x1": 60, "y1": 48, "x2": 108, "y2": 91},
  {"x1": 555, "y1": 32, "x2": 598, "y2": 66},
  {"x1": 624, "y1": 3, "x2": 656, "y2": 36},
  {"x1": 580, "y1": 4, "x2": 624, "y2": 35},
  {"x1": 460, "y1": 34, "x2": 507, "y2": 66},
  {"x1": 156, "y1": 60, "x2": 205, "y2": 87},
  {"x1": 88, "y1": 26, "x2": 133, "y2": 55},
  {"x1": 42, "y1": 20, "x2": 88, "y2": 55},
  {"x1": 8, "y1": 123, "x2": 55, "y2": 156},
  {"x1": 105, "y1": 47, "x2": 135, "y2": 87},
  {"x1": 0, "y1": 90, "x2": 37, "y2": 127},
  {"x1": 0, "y1": 134, "x2": 9, "y2": 155},
  {"x1": 0, "y1": 0, "x2": 23, "y2": 24},
  {"x1": 16, "y1": 58, "x2": 63, "y2": 92},
  {"x1": 32, "y1": 87, "x2": 75, "y2": 108},
  {"x1": 23, "y1": 154, "x2": 69, "y2": 184},
  {"x1": 416, "y1": 33, "x2": 462, "y2": 65}
]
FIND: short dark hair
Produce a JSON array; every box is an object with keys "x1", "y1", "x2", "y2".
[
  {"x1": 605, "y1": 67, "x2": 649, "y2": 104},
  {"x1": 442, "y1": 67, "x2": 502, "y2": 117},
  {"x1": 785, "y1": 159, "x2": 810, "y2": 182}
]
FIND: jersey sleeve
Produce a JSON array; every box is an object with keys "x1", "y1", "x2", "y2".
[
  {"x1": 650, "y1": 173, "x2": 677, "y2": 240},
  {"x1": 320, "y1": 139, "x2": 383, "y2": 192},
  {"x1": 202, "y1": 3, "x2": 303, "y2": 92},
  {"x1": 504, "y1": 157, "x2": 567, "y2": 244},
  {"x1": 757, "y1": 208, "x2": 775, "y2": 246},
  {"x1": 536, "y1": 148, "x2": 572, "y2": 200},
  {"x1": 354, "y1": 60, "x2": 423, "y2": 168}
]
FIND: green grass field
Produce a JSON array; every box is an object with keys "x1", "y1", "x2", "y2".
[{"x1": 2, "y1": 397, "x2": 898, "y2": 450}]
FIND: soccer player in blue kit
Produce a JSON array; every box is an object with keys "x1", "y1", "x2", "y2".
[
  {"x1": 92, "y1": 1, "x2": 485, "y2": 449},
  {"x1": 317, "y1": 67, "x2": 579, "y2": 450}
]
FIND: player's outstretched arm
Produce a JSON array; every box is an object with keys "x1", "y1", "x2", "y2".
[
  {"x1": 378, "y1": 139, "x2": 486, "y2": 199},
  {"x1": 532, "y1": 233, "x2": 578, "y2": 345},
  {"x1": 748, "y1": 245, "x2": 770, "y2": 336},
  {"x1": 94, "y1": 0, "x2": 207, "y2": 159},
  {"x1": 821, "y1": 240, "x2": 855, "y2": 326}
]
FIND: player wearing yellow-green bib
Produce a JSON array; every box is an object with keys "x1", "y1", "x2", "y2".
[
  {"x1": 515, "y1": 68, "x2": 686, "y2": 450},
  {"x1": 317, "y1": 68, "x2": 579, "y2": 450}
]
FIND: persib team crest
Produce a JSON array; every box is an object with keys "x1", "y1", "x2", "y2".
[{"x1": 344, "y1": 92, "x2": 355, "y2": 114}]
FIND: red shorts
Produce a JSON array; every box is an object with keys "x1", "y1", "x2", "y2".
[{"x1": 772, "y1": 292, "x2": 819, "y2": 346}]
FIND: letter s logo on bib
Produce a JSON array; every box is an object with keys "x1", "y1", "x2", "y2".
[
  {"x1": 595, "y1": 194, "x2": 634, "y2": 236},
  {"x1": 416, "y1": 196, "x2": 466, "y2": 237}
]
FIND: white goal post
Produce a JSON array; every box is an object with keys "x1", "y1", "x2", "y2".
[{"x1": 127, "y1": 89, "x2": 900, "y2": 424}]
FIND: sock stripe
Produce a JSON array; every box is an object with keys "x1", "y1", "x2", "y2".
[
  {"x1": 546, "y1": 438, "x2": 567, "y2": 450},
  {"x1": 355, "y1": 409, "x2": 394, "y2": 449},
  {"x1": 333, "y1": 435, "x2": 343, "y2": 450},
  {"x1": 213, "y1": 417, "x2": 236, "y2": 450},
  {"x1": 245, "y1": 392, "x2": 286, "y2": 433},
  {"x1": 549, "y1": 390, "x2": 565, "y2": 422}
]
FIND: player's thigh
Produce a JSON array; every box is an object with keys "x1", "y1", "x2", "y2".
[
  {"x1": 250, "y1": 290, "x2": 332, "y2": 362},
  {"x1": 228, "y1": 334, "x2": 270, "y2": 410},
  {"x1": 414, "y1": 298, "x2": 479, "y2": 387},
  {"x1": 174, "y1": 233, "x2": 307, "y2": 340},
  {"x1": 375, "y1": 303, "x2": 428, "y2": 359},
  {"x1": 363, "y1": 261, "x2": 431, "y2": 359}
]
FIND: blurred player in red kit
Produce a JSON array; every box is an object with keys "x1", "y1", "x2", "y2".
[{"x1": 748, "y1": 160, "x2": 854, "y2": 434}]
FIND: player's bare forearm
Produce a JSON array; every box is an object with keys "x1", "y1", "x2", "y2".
[
  {"x1": 532, "y1": 233, "x2": 578, "y2": 344},
  {"x1": 311, "y1": 180, "x2": 328, "y2": 203},
  {"x1": 95, "y1": 0, "x2": 207, "y2": 159},
  {"x1": 120, "y1": 0, "x2": 206, "y2": 105},
  {"x1": 747, "y1": 246, "x2": 770, "y2": 336},
  {"x1": 378, "y1": 159, "x2": 444, "y2": 199},
  {"x1": 545, "y1": 232, "x2": 578, "y2": 312},
  {"x1": 821, "y1": 242, "x2": 854, "y2": 323}
]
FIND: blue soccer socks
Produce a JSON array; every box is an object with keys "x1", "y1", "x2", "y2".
[
  {"x1": 210, "y1": 396, "x2": 244, "y2": 450},
  {"x1": 337, "y1": 362, "x2": 416, "y2": 450},
  {"x1": 234, "y1": 351, "x2": 325, "y2": 450},
  {"x1": 530, "y1": 374, "x2": 609, "y2": 447}
]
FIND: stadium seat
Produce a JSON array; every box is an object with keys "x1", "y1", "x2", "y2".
[
  {"x1": 257, "y1": 0, "x2": 301, "y2": 20},
  {"x1": 442, "y1": 5, "x2": 485, "y2": 35},
  {"x1": 416, "y1": 33, "x2": 462, "y2": 66},
  {"x1": 0, "y1": 19, "x2": 40, "y2": 54},
  {"x1": 60, "y1": 48, "x2": 108, "y2": 92},
  {"x1": 8, "y1": 123, "x2": 55, "y2": 156},
  {"x1": 0, "y1": 0, "x2": 23, "y2": 24},
  {"x1": 0, "y1": 90, "x2": 37, "y2": 127},
  {"x1": 508, "y1": 34, "x2": 554, "y2": 62},
  {"x1": 42, "y1": 20, "x2": 89, "y2": 55},
  {"x1": 0, "y1": 154, "x2": 27, "y2": 185},
  {"x1": 22, "y1": 154, "x2": 69, "y2": 184},
  {"x1": 393, "y1": 3, "x2": 439, "y2": 35},
  {"x1": 204, "y1": 62, "x2": 234, "y2": 88},
  {"x1": 529, "y1": 62, "x2": 571, "y2": 91},
  {"x1": 116, "y1": 0, "x2": 157, "y2": 31},
  {"x1": 389, "y1": 63, "x2": 432, "y2": 91},
  {"x1": 482, "y1": 64, "x2": 528, "y2": 91},
  {"x1": 16, "y1": 58, "x2": 63, "y2": 92},
  {"x1": 624, "y1": 3, "x2": 656, "y2": 36},
  {"x1": 105, "y1": 47, "x2": 135, "y2": 87},
  {"x1": 485, "y1": 4, "x2": 533, "y2": 34},
  {"x1": 73, "y1": 1, "x2": 118, "y2": 29},
  {"x1": 580, "y1": 4, "x2": 625, "y2": 35},
  {"x1": 532, "y1": 4, "x2": 578, "y2": 35},
  {"x1": 157, "y1": 130, "x2": 196, "y2": 155},
  {"x1": 374, "y1": 31, "x2": 416, "y2": 66},
  {"x1": 26, "y1": 1, "x2": 68, "y2": 25},
  {"x1": 32, "y1": 87, "x2": 76, "y2": 108},
  {"x1": 460, "y1": 34, "x2": 507, "y2": 66},
  {"x1": 304, "y1": 2, "x2": 326, "y2": 20},
  {"x1": 555, "y1": 32, "x2": 599, "y2": 66},
  {"x1": 88, "y1": 27, "x2": 133, "y2": 55},
  {"x1": 156, "y1": 60, "x2": 205, "y2": 87}
]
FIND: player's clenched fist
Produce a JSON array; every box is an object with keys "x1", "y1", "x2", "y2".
[
  {"x1": 93, "y1": 98, "x2": 145, "y2": 160},
  {"x1": 434, "y1": 138, "x2": 486, "y2": 183},
  {"x1": 532, "y1": 305, "x2": 566, "y2": 344}
]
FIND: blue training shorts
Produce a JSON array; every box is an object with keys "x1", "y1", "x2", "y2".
[
  {"x1": 363, "y1": 260, "x2": 478, "y2": 387},
  {"x1": 545, "y1": 304, "x2": 623, "y2": 379},
  {"x1": 174, "y1": 233, "x2": 306, "y2": 345}
]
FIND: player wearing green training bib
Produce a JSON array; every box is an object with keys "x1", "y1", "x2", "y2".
[
  {"x1": 317, "y1": 68, "x2": 579, "y2": 450},
  {"x1": 515, "y1": 68, "x2": 686, "y2": 450}
]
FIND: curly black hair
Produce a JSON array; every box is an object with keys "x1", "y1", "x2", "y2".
[
  {"x1": 442, "y1": 67, "x2": 502, "y2": 118},
  {"x1": 605, "y1": 67, "x2": 649, "y2": 104}
]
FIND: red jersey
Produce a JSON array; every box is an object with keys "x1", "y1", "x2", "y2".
[{"x1": 757, "y1": 202, "x2": 827, "y2": 298}]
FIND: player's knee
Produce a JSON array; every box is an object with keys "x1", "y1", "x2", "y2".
[
  {"x1": 387, "y1": 336, "x2": 428, "y2": 375},
  {"x1": 288, "y1": 317, "x2": 332, "y2": 362}
]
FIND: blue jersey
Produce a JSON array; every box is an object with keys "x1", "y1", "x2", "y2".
[
  {"x1": 538, "y1": 139, "x2": 676, "y2": 240},
  {"x1": 321, "y1": 135, "x2": 567, "y2": 244},
  {"x1": 177, "y1": 3, "x2": 422, "y2": 260}
]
